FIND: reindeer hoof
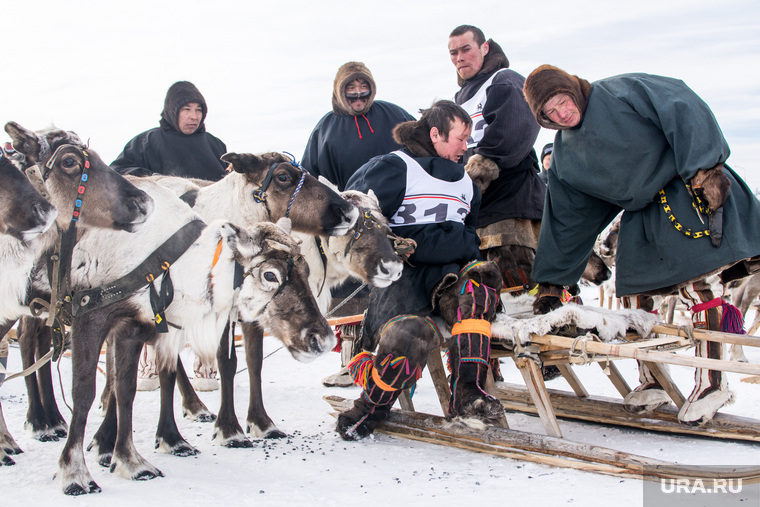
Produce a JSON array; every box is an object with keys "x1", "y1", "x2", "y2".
[
  {"x1": 1, "y1": 454, "x2": 16, "y2": 466},
  {"x1": 63, "y1": 481, "x2": 101, "y2": 496},
  {"x1": 132, "y1": 469, "x2": 164, "y2": 481},
  {"x1": 97, "y1": 453, "x2": 113, "y2": 468},
  {"x1": 224, "y1": 438, "x2": 254, "y2": 449}
]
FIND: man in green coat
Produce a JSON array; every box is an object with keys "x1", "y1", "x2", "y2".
[{"x1": 523, "y1": 64, "x2": 760, "y2": 424}]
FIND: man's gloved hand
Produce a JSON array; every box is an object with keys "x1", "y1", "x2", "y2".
[
  {"x1": 464, "y1": 154, "x2": 500, "y2": 195},
  {"x1": 691, "y1": 163, "x2": 730, "y2": 247},
  {"x1": 532, "y1": 283, "x2": 564, "y2": 315},
  {"x1": 691, "y1": 163, "x2": 731, "y2": 212}
]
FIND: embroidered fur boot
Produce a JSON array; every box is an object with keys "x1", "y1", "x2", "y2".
[
  {"x1": 447, "y1": 276, "x2": 504, "y2": 424},
  {"x1": 337, "y1": 315, "x2": 441, "y2": 440},
  {"x1": 677, "y1": 278, "x2": 735, "y2": 425}
]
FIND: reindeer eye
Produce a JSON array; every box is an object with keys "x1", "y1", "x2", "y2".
[
  {"x1": 276, "y1": 173, "x2": 289, "y2": 183},
  {"x1": 61, "y1": 155, "x2": 78, "y2": 169},
  {"x1": 264, "y1": 271, "x2": 278, "y2": 283}
]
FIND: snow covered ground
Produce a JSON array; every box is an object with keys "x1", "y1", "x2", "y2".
[{"x1": 1, "y1": 284, "x2": 758, "y2": 505}]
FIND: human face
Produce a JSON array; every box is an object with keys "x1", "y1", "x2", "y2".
[
  {"x1": 345, "y1": 79, "x2": 370, "y2": 113},
  {"x1": 542, "y1": 94, "x2": 581, "y2": 128},
  {"x1": 448, "y1": 31, "x2": 489, "y2": 81},
  {"x1": 542, "y1": 154, "x2": 552, "y2": 170},
  {"x1": 178, "y1": 102, "x2": 203, "y2": 135},
  {"x1": 431, "y1": 119, "x2": 471, "y2": 162}
]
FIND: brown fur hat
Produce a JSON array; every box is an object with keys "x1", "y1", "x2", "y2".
[
  {"x1": 332, "y1": 61, "x2": 377, "y2": 116},
  {"x1": 160, "y1": 81, "x2": 208, "y2": 133},
  {"x1": 523, "y1": 65, "x2": 592, "y2": 130}
]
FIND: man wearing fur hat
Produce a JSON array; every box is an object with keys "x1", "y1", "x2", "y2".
[
  {"x1": 449, "y1": 25, "x2": 545, "y2": 293},
  {"x1": 336, "y1": 100, "x2": 505, "y2": 438},
  {"x1": 302, "y1": 62, "x2": 414, "y2": 387},
  {"x1": 112, "y1": 81, "x2": 229, "y2": 391},
  {"x1": 302, "y1": 61, "x2": 414, "y2": 191},
  {"x1": 523, "y1": 64, "x2": 760, "y2": 424}
]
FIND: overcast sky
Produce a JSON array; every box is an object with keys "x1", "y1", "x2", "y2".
[{"x1": 6, "y1": 0, "x2": 760, "y2": 189}]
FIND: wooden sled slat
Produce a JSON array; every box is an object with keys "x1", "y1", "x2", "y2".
[
  {"x1": 529, "y1": 334, "x2": 760, "y2": 376},
  {"x1": 324, "y1": 395, "x2": 760, "y2": 482},
  {"x1": 496, "y1": 382, "x2": 760, "y2": 442}
]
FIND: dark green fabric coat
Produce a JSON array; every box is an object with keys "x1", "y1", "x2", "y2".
[{"x1": 532, "y1": 73, "x2": 760, "y2": 296}]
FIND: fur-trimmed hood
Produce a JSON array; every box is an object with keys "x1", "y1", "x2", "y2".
[
  {"x1": 523, "y1": 65, "x2": 592, "y2": 130},
  {"x1": 160, "y1": 81, "x2": 208, "y2": 133},
  {"x1": 391, "y1": 120, "x2": 438, "y2": 158},
  {"x1": 457, "y1": 38, "x2": 510, "y2": 87},
  {"x1": 332, "y1": 61, "x2": 377, "y2": 116}
]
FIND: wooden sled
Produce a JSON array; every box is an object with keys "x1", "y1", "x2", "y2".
[{"x1": 324, "y1": 311, "x2": 760, "y2": 480}]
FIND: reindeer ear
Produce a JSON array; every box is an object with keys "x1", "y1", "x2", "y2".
[
  {"x1": 4, "y1": 121, "x2": 42, "y2": 162},
  {"x1": 366, "y1": 188, "x2": 379, "y2": 206},
  {"x1": 275, "y1": 217, "x2": 292, "y2": 235},
  {"x1": 220, "y1": 152, "x2": 246, "y2": 174},
  {"x1": 318, "y1": 175, "x2": 339, "y2": 193}
]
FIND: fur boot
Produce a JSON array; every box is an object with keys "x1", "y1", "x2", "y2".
[
  {"x1": 337, "y1": 315, "x2": 441, "y2": 440},
  {"x1": 623, "y1": 362, "x2": 671, "y2": 413},
  {"x1": 447, "y1": 275, "x2": 504, "y2": 424},
  {"x1": 677, "y1": 277, "x2": 734, "y2": 425},
  {"x1": 136, "y1": 344, "x2": 160, "y2": 392}
]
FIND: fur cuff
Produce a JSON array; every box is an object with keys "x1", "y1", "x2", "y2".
[{"x1": 465, "y1": 154, "x2": 499, "y2": 194}]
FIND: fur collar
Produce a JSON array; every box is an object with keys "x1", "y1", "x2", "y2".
[
  {"x1": 457, "y1": 39, "x2": 510, "y2": 88},
  {"x1": 392, "y1": 121, "x2": 438, "y2": 158}
]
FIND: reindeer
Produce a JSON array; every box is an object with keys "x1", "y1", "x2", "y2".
[
  {"x1": 0, "y1": 149, "x2": 58, "y2": 466},
  {"x1": 1, "y1": 122, "x2": 154, "y2": 455},
  {"x1": 147, "y1": 167, "x2": 402, "y2": 445}
]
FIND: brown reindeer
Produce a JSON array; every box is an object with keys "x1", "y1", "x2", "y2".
[
  {"x1": 3, "y1": 121, "x2": 154, "y2": 449},
  {"x1": 0, "y1": 149, "x2": 58, "y2": 466}
]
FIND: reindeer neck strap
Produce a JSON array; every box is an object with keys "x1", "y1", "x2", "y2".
[{"x1": 70, "y1": 220, "x2": 206, "y2": 328}]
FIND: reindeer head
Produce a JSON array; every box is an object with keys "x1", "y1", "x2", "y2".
[
  {"x1": 5, "y1": 122, "x2": 154, "y2": 233},
  {"x1": 229, "y1": 218, "x2": 335, "y2": 362},
  {"x1": 221, "y1": 152, "x2": 358, "y2": 236}
]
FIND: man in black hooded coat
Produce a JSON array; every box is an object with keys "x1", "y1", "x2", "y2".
[
  {"x1": 111, "y1": 80, "x2": 228, "y2": 181},
  {"x1": 111, "y1": 81, "x2": 228, "y2": 391}
]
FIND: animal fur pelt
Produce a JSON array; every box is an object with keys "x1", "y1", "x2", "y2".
[
  {"x1": 464, "y1": 154, "x2": 500, "y2": 195},
  {"x1": 492, "y1": 294, "x2": 658, "y2": 345}
]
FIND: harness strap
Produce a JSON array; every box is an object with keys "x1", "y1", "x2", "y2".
[
  {"x1": 371, "y1": 365, "x2": 398, "y2": 392},
  {"x1": 313, "y1": 236, "x2": 328, "y2": 297},
  {"x1": 451, "y1": 318, "x2": 492, "y2": 338},
  {"x1": 71, "y1": 219, "x2": 206, "y2": 319}
]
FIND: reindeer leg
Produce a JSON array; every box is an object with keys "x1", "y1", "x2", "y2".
[
  {"x1": 56, "y1": 316, "x2": 106, "y2": 495},
  {"x1": 0, "y1": 399, "x2": 21, "y2": 465},
  {"x1": 176, "y1": 356, "x2": 216, "y2": 422},
  {"x1": 213, "y1": 321, "x2": 252, "y2": 447},
  {"x1": 243, "y1": 322, "x2": 286, "y2": 439},
  {"x1": 0, "y1": 322, "x2": 22, "y2": 463},
  {"x1": 154, "y1": 362, "x2": 199, "y2": 456},
  {"x1": 88, "y1": 345, "x2": 117, "y2": 467},
  {"x1": 32, "y1": 319, "x2": 68, "y2": 438},
  {"x1": 18, "y1": 317, "x2": 50, "y2": 440},
  {"x1": 109, "y1": 321, "x2": 164, "y2": 481}
]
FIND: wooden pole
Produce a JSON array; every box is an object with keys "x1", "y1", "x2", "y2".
[{"x1": 529, "y1": 333, "x2": 760, "y2": 376}]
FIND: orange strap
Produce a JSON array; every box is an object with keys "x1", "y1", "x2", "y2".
[
  {"x1": 371, "y1": 366, "x2": 399, "y2": 392},
  {"x1": 451, "y1": 319, "x2": 491, "y2": 337},
  {"x1": 210, "y1": 239, "x2": 224, "y2": 285}
]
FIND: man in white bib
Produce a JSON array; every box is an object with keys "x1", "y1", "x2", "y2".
[{"x1": 337, "y1": 101, "x2": 497, "y2": 438}]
